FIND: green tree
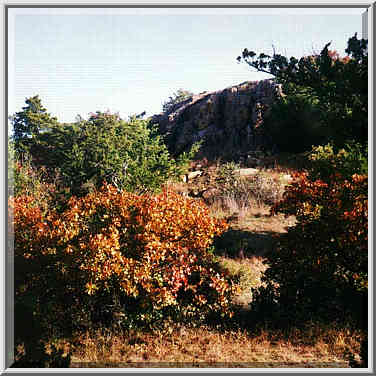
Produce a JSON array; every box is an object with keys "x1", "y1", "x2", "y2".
[
  {"x1": 50, "y1": 111, "x2": 198, "y2": 195},
  {"x1": 11, "y1": 98, "x2": 200, "y2": 197},
  {"x1": 11, "y1": 95, "x2": 58, "y2": 156},
  {"x1": 162, "y1": 89, "x2": 194, "y2": 113},
  {"x1": 31, "y1": 121, "x2": 79, "y2": 173},
  {"x1": 261, "y1": 93, "x2": 324, "y2": 153},
  {"x1": 238, "y1": 34, "x2": 368, "y2": 147}
]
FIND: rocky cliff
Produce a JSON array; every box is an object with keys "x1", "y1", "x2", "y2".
[{"x1": 151, "y1": 79, "x2": 283, "y2": 161}]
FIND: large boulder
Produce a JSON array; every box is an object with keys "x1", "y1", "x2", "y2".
[{"x1": 151, "y1": 79, "x2": 283, "y2": 160}]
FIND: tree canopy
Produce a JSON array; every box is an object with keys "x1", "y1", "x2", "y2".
[
  {"x1": 10, "y1": 98, "x2": 199, "y2": 196},
  {"x1": 55, "y1": 111, "x2": 182, "y2": 195},
  {"x1": 237, "y1": 34, "x2": 368, "y2": 147},
  {"x1": 11, "y1": 95, "x2": 58, "y2": 156}
]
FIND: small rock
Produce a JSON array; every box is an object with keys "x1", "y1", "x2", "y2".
[
  {"x1": 281, "y1": 174, "x2": 292, "y2": 182},
  {"x1": 235, "y1": 168, "x2": 259, "y2": 176},
  {"x1": 187, "y1": 170, "x2": 203, "y2": 180}
]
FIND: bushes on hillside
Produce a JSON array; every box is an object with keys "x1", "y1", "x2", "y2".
[
  {"x1": 251, "y1": 155, "x2": 367, "y2": 324},
  {"x1": 11, "y1": 184, "x2": 237, "y2": 346},
  {"x1": 55, "y1": 112, "x2": 189, "y2": 195},
  {"x1": 240, "y1": 33, "x2": 369, "y2": 322},
  {"x1": 214, "y1": 162, "x2": 285, "y2": 210},
  {"x1": 11, "y1": 101, "x2": 200, "y2": 196},
  {"x1": 261, "y1": 93, "x2": 325, "y2": 153},
  {"x1": 308, "y1": 142, "x2": 368, "y2": 182}
]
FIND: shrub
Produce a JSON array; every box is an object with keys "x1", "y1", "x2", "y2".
[
  {"x1": 346, "y1": 335, "x2": 368, "y2": 368},
  {"x1": 216, "y1": 162, "x2": 240, "y2": 192},
  {"x1": 253, "y1": 170, "x2": 367, "y2": 324},
  {"x1": 308, "y1": 142, "x2": 368, "y2": 182},
  {"x1": 214, "y1": 162, "x2": 285, "y2": 210},
  {"x1": 11, "y1": 104, "x2": 199, "y2": 197},
  {"x1": 51, "y1": 112, "x2": 198, "y2": 195},
  {"x1": 246, "y1": 172, "x2": 285, "y2": 206},
  {"x1": 261, "y1": 93, "x2": 325, "y2": 153},
  {"x1": 9, "y1": 147, "x2": 57, "y2": 212},
  {"x1": 11, "y1": 184, "x2": 237, "y2": 339}
]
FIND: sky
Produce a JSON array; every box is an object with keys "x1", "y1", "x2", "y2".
[{"x1": 8, "y1": 7, "x2": 366, "y2": 124}]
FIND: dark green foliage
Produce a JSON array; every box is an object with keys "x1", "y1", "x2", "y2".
[
  {"x1": 238, "y1": 34, "x2": 368, "y2": 148},
  {"x1": 29, "y1": 121, "x2": 79, "y2": 173},
  {"x1": 262, "y1": 94, "x2": 325, "y2": 153},
  {"x1": 56, "y1": 111, "x2": 179, "y2": 195},
  {"x1": 11, "y1": 95, "x2": 58, "y2": 157},
  {"x1": 58, "y1": 111, "x2": 199, "y2": 195}
]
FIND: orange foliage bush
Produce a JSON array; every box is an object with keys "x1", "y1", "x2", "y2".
[
  {"x1": 11, "y1": 184, "x2": 236, "y2": 330},
  {"x1": 252, "y1": 171, "x2": 368, "y2": 323},
  {"x1": 271, "y1": 171, "x2": 368, "y2": 287}
]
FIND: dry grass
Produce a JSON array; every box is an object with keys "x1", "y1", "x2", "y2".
[
  {"x1": 68, "y1": 324, "x2": 363, "y2": 367},
  {"x1": 211, "y1": 201, "x2": 295, "y2": 260},
  {"x1": 230, "y1": 203, "x2": 296, "y2": 234}
]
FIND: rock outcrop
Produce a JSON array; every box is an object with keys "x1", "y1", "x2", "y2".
[{"x1": 151, "y1": 79, "x2": 283, "y2": 161}]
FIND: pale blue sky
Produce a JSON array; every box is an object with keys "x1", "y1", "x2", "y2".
[{"x1": 8, "y1": 8, "x2": 365, "y2": 123}]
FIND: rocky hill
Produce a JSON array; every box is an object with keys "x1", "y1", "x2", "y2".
[{"x1": 151, "y1": 79, "x2": 283, "y2": 161}]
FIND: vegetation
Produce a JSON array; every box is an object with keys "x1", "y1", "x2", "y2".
[
  {"x1": 9, "y1": 33, "x2": 367, "y2": 368},
  {"x1": 236, "y1": 34, "x2": 368, "y2": 367},
  {"x1": 261, "y1": 94, "x2": 324, "y2": 153},
  {"x1": 308, "y1": 142, "x2": 368, "y2": 181},
  {"x1": 11, "y1": 95, "x2": 59, "y2": 157},
  {"x1": 12, "y1": 183, "x2": 235, "y2": 354},
  {"x1": 47, "y1": 112, "x2": 195, "y2": 195},
  {"x1": 208, "y1": 162, "x2": 286, "y2": 216},
  {"x1": 254, "y1": 169, "x2": 367, "y2": 322},
  {"x1": 238, "y1": 33, "x2": 368, "y2": 150},
  {"x1": 11, "y1": 104, "x2": 200, "y2": 196}
]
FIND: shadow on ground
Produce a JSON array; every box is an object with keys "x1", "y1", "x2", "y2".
[{"x1": 213, "y1": 228, "x2": 280, "y2": 258}]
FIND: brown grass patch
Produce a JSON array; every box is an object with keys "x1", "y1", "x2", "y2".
[{"x1": 68, "y1": 324, "x2": 363, "y2": 367}]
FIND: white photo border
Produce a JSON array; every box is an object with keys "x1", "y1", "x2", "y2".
[{"x1": 2, "y1": 1, "x2": 374, "y2": 374}]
